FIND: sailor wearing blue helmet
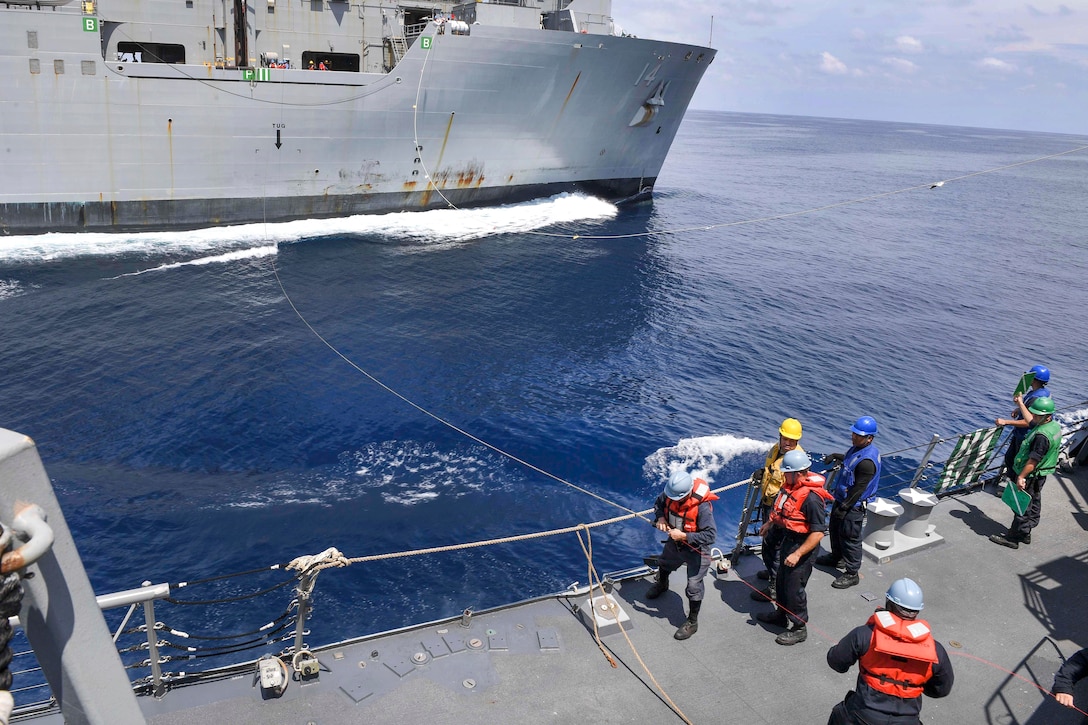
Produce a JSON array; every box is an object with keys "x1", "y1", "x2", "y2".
[
  {"x1": 995, "y1": 364, "x2": 1051, "y2": 482},
  {"x1": 644, "y1": 468, "x2": 719, "y2": 641},
  {"x1": 827, "y1": 578, "x2": 955, "y2": 724},
  {"x1": 817, "y1": 416, "x2": 882, "y2": 589}
]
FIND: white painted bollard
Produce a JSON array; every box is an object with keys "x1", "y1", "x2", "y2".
[
  {"x1": 897, "y1": 487, "x2": 939, "y2": 539},
  {"x1": 863, "y1": 498, "x2": 904, "y2": 550}
]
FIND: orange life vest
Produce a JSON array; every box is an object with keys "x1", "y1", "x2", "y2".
[
  {"x1": 859, "y1": 610, "x2": 939, "y2": 698},
  {"x1": 770, "y1": 472, "x2": 833, "y2": 534},
  {"x1": 665, "y1": 478, "x2": 719, "y2": 532}
]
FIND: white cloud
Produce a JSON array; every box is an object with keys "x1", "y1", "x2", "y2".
[
  {"x1": 820, "y1": 51, "x2": 848, "y2": 74},
  {"x1": 883, "y1": 57, "x2": 919, "y2": 74},
  {"x1": 895, "y1": 35, "x2": 924, "y2": 53},
  {"x1": 976, "y1": 57, "x2": 1017, "y2": 73}
]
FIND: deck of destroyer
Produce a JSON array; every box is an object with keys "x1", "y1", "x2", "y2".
[
  {"x1": 5, "y1": 417, "x2": 1085, "y2": 724},
  {"x1": 113, "y1": 465, "x2": 1088, "y2": 724}
]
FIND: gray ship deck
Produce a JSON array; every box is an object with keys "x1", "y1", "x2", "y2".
[{"x1": 25, "y1": 467, "x2": 1088, "y2": 724}]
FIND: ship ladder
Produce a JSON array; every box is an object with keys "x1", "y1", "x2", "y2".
[
  {"x1": 724, "y1": 473, "x2": 764, "y2": 572},
  {"x1": 385, "y1": 35, "x2": 409, "y2": 70}
]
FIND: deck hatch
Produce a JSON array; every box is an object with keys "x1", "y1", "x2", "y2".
[
  {"x1": 384, "y1": 657, "x2": 417, "y2": 678},
  {"x1": 442, "y1": 634, "x2": 467, "y2": 653},
  {"x1": 340, "y1": 683, "x2": 374, "y2": 703},
  {"x1": 421, "y1": 634, "x2": 451, "y2": 658},
  {"x1": 537, "y1": 629, "x2": 560, "y2": 651}
]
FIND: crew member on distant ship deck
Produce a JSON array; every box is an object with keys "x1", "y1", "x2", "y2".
[
  {"x1": 818, "y1": 416, "x2": 881, "y2": 590},
  {"x1": 749, "y1": 418, "x2": 805, "y2": 602},
  {"x1": 827, "y1": 578, "x2": 954, "y2": 725},
  {"x1": 995, "y1": 364, "x2": 1051, "y2": 480},
  {"x1": 755, "y1": 451, "x2": 830, "y2": 645},
  {"x1": 990, "y1": 395, "x2": 1061, "y2": 549},
  {"x1": 644, "y1": 469, "x2": 718, "y2": 641}
]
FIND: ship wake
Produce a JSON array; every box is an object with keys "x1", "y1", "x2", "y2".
[{"x1": 0, "y1": 193, "x2": 618, "y2": 269}]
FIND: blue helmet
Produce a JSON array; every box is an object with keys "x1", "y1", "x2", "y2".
[
  {"x1": 886, "y1": 578, "x2": 924, "y2": 611},
  {"x1": 851, "y1": 416, "x2": 878, "y2": 437},
  {"x1": 665, "y1": 469, "x2": 694, "y2": 500},
  {"x1": 1028, "y1": 365, "x2": 1050, "y2": 384},
  {"x1": 781, "y1": 449, "x2": 812, "y2": 473}
]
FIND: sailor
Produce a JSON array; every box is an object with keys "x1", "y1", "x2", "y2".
[
  {"x1": 818, "y1": 416, "x2": 881, "y2": 589},
  {"x1": 995, "y1": 364, "x2": 1051, "y2": 480},
  {"x1": 755, "y1": 451, "x2": 831, "y2": 645},
  {"x1": 750, "y1": 418, "x2": 805, "y2": 597},
  {"x1": 826, "y1": 578, "x2": 954, "y2": 725},
  {"x1": 990, "y1": 395, "x2": 1062, "y2": 548},
  {"x1": 1052, "y1": 647, "x2": 1088, "y2": 710},
  {"x1": 644, "y1": 469, "x2": 718, "y2": 640}
]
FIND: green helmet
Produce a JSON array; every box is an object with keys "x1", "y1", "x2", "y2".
[{"x1": 1028, "y1": 397, "x2": 1055, "y2": 416}]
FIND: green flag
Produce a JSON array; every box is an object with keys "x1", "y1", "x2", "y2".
[
  {"x1": 1013, "y1": 372, "x2": 1035, "y2": 398},
  {"x1": 1001, "y1": 480, "x2": 1031, "y2": 515}
]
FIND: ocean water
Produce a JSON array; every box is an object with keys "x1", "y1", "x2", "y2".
[{"x1": 2, "y1": 111, "x2": 1087, "y2": 675}]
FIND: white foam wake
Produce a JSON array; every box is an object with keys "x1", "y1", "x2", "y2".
[
  {"x1": 107, "y1": 246, "x2": 279, "y2": 278},
  {"x1": 0, "y1": 193, "x2": 617, "y2": 266},
  {"x1": 1057, "y1": 407, "x2": 1088, "y2": 428},
  {"x1": 0, "y1": 278, "x2": 36, "y2": 300},
  {"x1": 643, "y1": 433, "x2": 772, "y2": 487},
  {"x1": 219, "y1": 439, "x2": 509, "y2": 509}
]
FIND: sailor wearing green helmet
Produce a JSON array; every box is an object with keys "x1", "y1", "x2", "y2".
[
  {"x1": 995, "y1": 364, "x2": 1051, "y2": 480},
  {"x1": 991, "y1": 395, "x2": 1061, "y2": 549}
]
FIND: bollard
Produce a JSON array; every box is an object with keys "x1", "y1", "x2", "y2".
[
  {"x1": 897, "y1": 488, "x2": 939, "y2": 540},
  {"x1": 862, "y1": 498, "x2": 904, "y2": 550}
]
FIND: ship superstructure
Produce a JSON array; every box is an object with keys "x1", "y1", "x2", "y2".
[{"x1": 0, "y1": 0, "x2": 714, "y2": 234}]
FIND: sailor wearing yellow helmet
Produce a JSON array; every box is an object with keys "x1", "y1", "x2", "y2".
[{"x1": 749, "y1": 418, "x2": 804, "y2": 596}]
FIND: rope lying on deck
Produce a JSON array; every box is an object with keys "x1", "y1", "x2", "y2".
[{"x1": 574, "y1": 526, "x2": 694, "y2": 725}]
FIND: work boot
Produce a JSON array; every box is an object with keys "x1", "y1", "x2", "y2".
[
  {"x1": 816, "y1": 553, "x2": 842, "y2": 568},
  {"x1": 756, "y1": 569, "x2": 771, "y2": 581},
  {"x1": 645, "y1": 571, "x2": 670, "y2": 599},
  {"x1": 750, "y1": 586, "x2": 774, "y2": 601},
  {"x1": 674, "y1": 600, "x2": 700, "y2": 640},
  {"x1": 832, "y1": 572, "x2": 860, "y2": 589},
  {"x1": 775, "y1": 626, "x2": 808, "y2": 646},
  {"x1": 1022, "y1": 533, "x2": 1031, "y2": 545},
  {"x1": 989, "y1": 533, "x2": 1019, "y2": 549},
  {"x1": 756, "y1": 610, "x2": 788, "y2": 628},
  {"x1": 674, "y1": 618, "x2": 699, "y2": 640}
]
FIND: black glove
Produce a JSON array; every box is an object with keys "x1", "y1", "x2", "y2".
[
  {"x1": 822, "y1": 453, "x2": 844, "y2": 465},
  {"x1": 752, "y1": 468, "x2": 764, "y2": 484}
]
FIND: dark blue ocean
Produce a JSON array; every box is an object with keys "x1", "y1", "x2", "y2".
[{"x1": 2, "y1": 112, "x2": 1087, "y2": 676}]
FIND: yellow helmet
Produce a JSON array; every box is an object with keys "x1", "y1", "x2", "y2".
[{"x1": 779, "y1": 418, "x2": 802, "y2": 440}]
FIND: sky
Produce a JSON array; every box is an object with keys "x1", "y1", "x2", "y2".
[{"x1": 615, "y1": 0, "x2": 1087, "y2": 135}]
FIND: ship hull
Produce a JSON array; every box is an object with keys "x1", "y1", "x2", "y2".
[{"x1": 0, "y1": 11, "x2": 714, "y2": 234}]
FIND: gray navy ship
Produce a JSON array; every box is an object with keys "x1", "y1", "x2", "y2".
[{"x1": 0, "y1": 0, "x2": 714, "y2": 235}]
